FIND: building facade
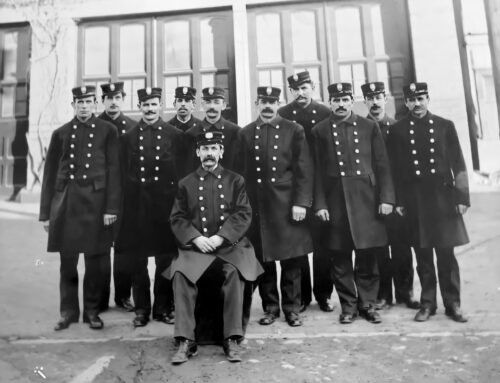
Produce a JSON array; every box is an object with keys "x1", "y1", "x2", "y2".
[{"x1": 0, "y1": 0, "x2": 498, "y2": 196}]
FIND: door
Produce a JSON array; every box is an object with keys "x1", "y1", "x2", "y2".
[{"x1": 0, "y1": 24, "x2": 30, "y2": 196}]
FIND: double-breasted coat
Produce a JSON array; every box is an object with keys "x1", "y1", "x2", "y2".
[
  {"x1": 312, "y1": 113, "x2": 395, "y2": 250},
  {"x1": 186, "y1": 118, "x2": 243, "y2": 173},
  {"x1": 387, "y1": 112, "x2": 469, "y2": 248},
  {"x1": 39, "y1": 115, "x2": 121, "y2": 254},
  {"x1": 98, "y1": 111, "x2": 137, "y2": 137},
  {"x1": 115, "y1": 118, "x2": 185, "y2": 254},
  {"x1": 241, "y1": 116, "x2": 313, "y2": 262},
  {"x1": 166, "y1": 165, "x2": 263, "y2": 283},
  {"x1": 168, "y1": 115, "x2": 202, "y2": 133}
]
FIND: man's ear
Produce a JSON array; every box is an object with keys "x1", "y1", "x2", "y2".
[{"x1": 196, "y1": 148, "x2": 201, "y2": 158}]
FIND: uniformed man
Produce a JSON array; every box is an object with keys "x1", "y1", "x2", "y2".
[
  {"x1": 167, "y1": 86, "x2": 202, "y2": 133},
  {"x1": 313, "y1": 83, "x2": 395, "y2": 324},
  {"x1": 361, "y1": 82, "x2": 419, "y2": 311},
  {"x1": 278, "y1": 71, "x2": 333, "y2": 312},
  {"x1": 241, "y1": 86, "x2": 313, "y2": 327},
  {"x1": 98, "y1": 81, "x2": 136, "y2": 313},
  {"x1": 186, "y1": 87, "x2": 242, "y2": 172},
  {"x1": 40, "y1": 85, "x2": 121, "y2": 331},
  {"x1": 116, "y1": 87, "x2": 185, "y2": 327},
  {"x1": 388, "y1": 82, "x2": 469, "y2": 323},
  {"x1": 167, "y1": 131, "x2": 263, "y2": 364}
]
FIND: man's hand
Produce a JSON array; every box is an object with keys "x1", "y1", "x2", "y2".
[
  {"x1": 208, "y1": 235, "x2": 224, "y2": 249},
  {"x1": 456, "y1": 204, "x2": 468, "y2": 215},
  {"x1": 378, "y1": 203, "x2": 393, "y2": 215},
  {"x1": 315, "y1": 209, "x2": 330, "y2": 222},
  {"x1": 395, "y1": 206, "x2": 405, "y2": 216},
  {"x1": 193, "y1": 236, "x2": 216, "y2": 253},
  {"x1": 103, "y1": 214, "x2": 117, "y2": 226},
  {"x1": 42, "y1": 220, "x2": 49, "y2": 233},
  {"x1": 292, "y1": 206, "x2": 307, "y2": 221}
]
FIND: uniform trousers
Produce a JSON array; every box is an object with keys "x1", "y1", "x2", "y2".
[
  {"x1": 327, "y1": 248, "x2": 380, "y2": 314},
  {"x1": 132, "y1": 252, "x2": 174, "y2": 318},
  {"x1": 375, "y1": 245, "x2": 415, "y2": 303},
  {"x1": 258, "y1": 256, "x2": 302, "y2": 316},
  {"x1": 99, "y1": 250, "x2": 133, "y2": 310},
  {"x1": 173, "y1": 260, "x2": 244, "y2": 341},
  {"x1": 414, "y1": 247, "x2": 461, "y2": 310},
  {"x1": 59, "y1": 252, "x2": 108, "y2": 320}
]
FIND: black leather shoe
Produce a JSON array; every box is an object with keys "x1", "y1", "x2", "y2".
[
  {"x1": 83, "y1": 314, "x2": 104, "y2": 330},
  {"x1": 153, "y1": 312, "x2": 175, "y2": 325},
  {"x1": 397, "y1": 298, "x2": 420, "y2": 310},
  {"x1": 54, "y1": 316, "x2": 78, "y2": 331},
  {"x1": 374, "y1": 299, "x2": 391, "y2": 310},
  {"x1": 285, "y1": 312, "x2": 303, "y2": 327},
  {"x1": 317, "y1": 299, "x2": 334, "y2": 312},
  {"x1": 299, "y1": 303, "x2": 308, "y2": 313},
  {"x1": 445, "y1": 306, "x2": 468, "y2": 323},
  {"x1": 133, "y1": 314, "x2": 149, "y2": 327},
  {"x1": 223, "y1": 338, "x2": 242, "y2": 363},
  {"x1": 116, "y1": 298, "x2": 134, "y2": 312},
  {"x1": 339, "y1": 312, "x2": 356, "y2": 324},
  {"x1": 258, "y1": 312, "x2": 278, "y2": 325},
  {"x1": 359, "y1": 309, "x2": 382, "y2": 323},
  {"x1": 414, "y1": 307, "x2": 436, "y2": 322},
  {"x1": 172, "y1": 339, "x2": 198, "y2": 365}
]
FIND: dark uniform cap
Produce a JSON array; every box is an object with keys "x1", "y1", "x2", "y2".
[
  {"x1": 403, "y1": 82, "x2": 428, "y2": 98},
  {"x1": 327, "y1": 82, "x2": 353, "y2": 98},
  {"x1": 175, "y1": 86, "x2": 197, "y2": 100},
  {"x1": 257, "y1": 86, "x2": 281, "y2": 101},
  {"x1": 201, "y1": 87, "x2": 225, "y2": 100},
  {"x1": 196, "y1": 131, "x2": 224, "y2": 147},
  {"x1": 361, "y1": 82, "x2": 385, "y2": 97},
  {"x1": 287, "y1": 71, "x2": 312, "y2": 88},
  {"x1": 72, "y1": 85, "x2": 96, "y2": 99},
  {"x1": 101, "y1": 81, "x2": 126, "y2": 97},
  {"x1": 137, "y1": 87, "x2": 162, "y2": 102}
]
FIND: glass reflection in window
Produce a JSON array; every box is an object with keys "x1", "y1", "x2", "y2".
[
  {"x1": 84, "y1": 27, "x2": 110, "y2": 76},
  {"x1": 291, "y1": 11, "x2": 318, "y2": 62},
  {"x1": 120, "y1": 24, "x2": 145, "y2": 74},
  {"x1": 335, "y1": 7, "x2": 364, "y2": 58},
  {"x1": 2, "y1": 32, "x2": 18, "y2": 81},
  {"x1": 256, "y1": 13, "x2": 282, "y2": 64},
  {"x1": 164, "y1": 21, "x2": 191, "y2": 70}
]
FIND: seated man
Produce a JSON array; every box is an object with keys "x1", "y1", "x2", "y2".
[{"x1": 166, "y1": 131, "x2": 263, "y2": 364}]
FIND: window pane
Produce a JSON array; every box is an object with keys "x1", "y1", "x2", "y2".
[
  {"x1": 291, "y1": 11, "x2": 318, "y2": 62},
  {"x1": 164, "y1": 21, "x2": 191, "y2": 70},
  {"x1": 215, "y1": 73, "x2": 229, "y2": 91},
  {"x1": 84, "y1": 27, "x2": 110, "y2": 76},
  {"x1": 120, "y1": 24, "x2": 145, "y2": 74},
  {"x1": 256, "y1": 13, "x2": 282, "y2": 64},
  {"x1": 376, "y1": 61, "x2": 389, "y2": 92},
  {"x1": 258, "y1": 69, "x2": 284, "y2": 99},
  {"x1": 164, "y1": 75, "x2": 191, "y2": 108},
  {"x1": 15, "y1": 84, "x2": 28, "y2": 116},
  {"x1": 352, "y1": 63, "x2": 366, "y2": 97},
  {"x1": 339, "y1": 65, "x2": 352, "y2": 83},
  {"x1": 200, "y1": 18, "x2": 215, "y2": 68},
  {"x1": 258, "y1": 70, "x2": 271, "y2": 86},
  {"x1": 2, "y1": 32, "x2": 18, "y2": 81},
  {"x1": 200, "y1": 18, "x2": 229, "y2": 69},
  {"x1": 371, "y1": 5, "x2": 386, "y2": 55},
  {"x1": 335, "y1": 7, "x2": 364, "y2": 58},
  {"x1": 201, "y1": 73, "x2": 214, "y2": 88},
  {"x1": 1, "y1": 86, "x2": 15, "y2": 117}
]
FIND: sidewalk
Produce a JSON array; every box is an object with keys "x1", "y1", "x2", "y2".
[{"x1": 0, "y1": 190, "x2": 499, "y2": 342}]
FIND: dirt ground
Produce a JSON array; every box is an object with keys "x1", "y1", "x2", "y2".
[{"x1": 0, "y1": 192, "x2": 500, "y2": 382}]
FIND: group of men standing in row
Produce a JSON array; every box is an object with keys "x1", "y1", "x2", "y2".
[{"x1": 40, "y1": 70, "x2": 470, "y2": 364}]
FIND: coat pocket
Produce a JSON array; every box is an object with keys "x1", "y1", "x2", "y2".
[{"x1": 93, "y1": 177, "x2": 106, "y2": 191}]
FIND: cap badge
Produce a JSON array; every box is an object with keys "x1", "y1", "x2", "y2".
[
  {"x1": 205, "y1": 132, "x2": 214, "y2": 139},
  {"x1": 182, "y1": 87, "x2": 188, "y2": 95},
  {"x1": 266, "y1": 87, "x2": 272, "y2": 96},
  {"x1": 109, "y1": 84, "x2": 115, "y2": 91},
  {"x1": 208, "y1": 87, "x2": 214, "y2": 95},
  {"x1": 410, "y1": 83, "x2": 416, "y2": 92},
  {"x1": 146, "y1": 87, "x2": 152, "y2": 95},
  {"x1": 81, "y1": 86, "x2": 87, "y2": 94},
  {"x1": 337, "y1": 83, "x2": 343, "y2": 91},
  {"x1": 293, "y1": 74, "x2": 299, "y2": 81},
  {"x1": 370, "y1": 83, "x2": 376, "y2": 92}
]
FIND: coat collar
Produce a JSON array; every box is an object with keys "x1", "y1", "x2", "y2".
[
  {"x1": 73, "y1": 114, "x2": 98, "y2": 127},
  {"x1": 138, "y1": 117, "x2": 165, "y2": 130},
  {"x1": 408, "y1": 111, "x2": 435, "y2": 125},
  {"x1": 329, "y1": 111, "x2": 358, "y2": 125},
  {"x1": 99, "y1": 111, "x2": 123, "y2": 122},
  {"x1": 196, "y1": 164, "x2": 224, "y2": 178},
  {"x1": 200, "y1": 117, "x2": 224, "y2": 131},
  {"x1": 366, "y1": 113, "x2": 391, "y2": 126},
  {"x1": 256, "y1": 114, "x2": 283, "y2": 128}
]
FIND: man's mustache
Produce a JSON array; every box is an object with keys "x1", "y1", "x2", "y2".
[
  {"x1": 206, "y1": 108, "x2": 218, "y2": 114},
  {"x1": 261, "y1": 108, "x2": 274, "y2": 114},
  {"x1": 203, "y1": 156, "x2": 216, "y2": 162},
  {"x1": 145, "y1": 111, "x2": 156, "y2": 115},
  {"x1": 336, "y1": 107, "x2": 347, "y2": 112}
]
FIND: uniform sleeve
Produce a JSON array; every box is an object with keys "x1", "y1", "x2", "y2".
[
  {"x1": 371, "y1": 122, "x2": 395, "y2": 205},
  {"x1": 446, "y1": 121, "x2": 470, "y2": 206},
  {"x1": 39, "y1": 130, "x2": 61, "y2": 221},
  {"x1": 217, "y1": 175, "x2": 252, "y2": 243},
  {"x1": 292, "y1": 124, "x2": 313, "y2": 207},
  {"x1": 105, "y1": 125, "x2": 121, "y2": 215},
  {"x1": 170, "y1": 182, "x2": 203, "y2": 245},
  {"x1": 312, "y1": 126, "x2": 327, "y2": 211}
]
